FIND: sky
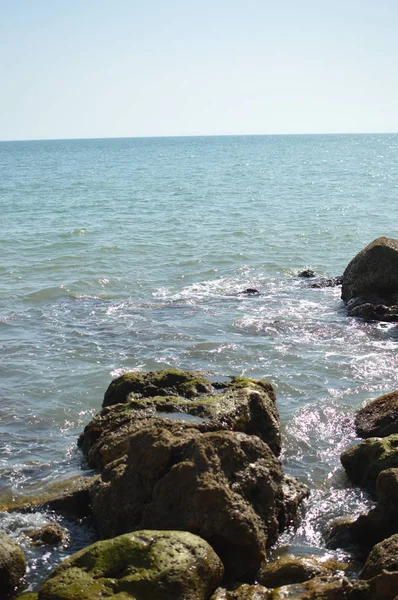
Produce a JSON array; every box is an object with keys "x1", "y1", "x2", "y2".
[{"x1": 1, "y1": 0, "x2": 397, "y2": 140}]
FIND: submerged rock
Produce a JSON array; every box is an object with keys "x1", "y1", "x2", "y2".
[
  {"x1": 79, "y1": 372, "x2": 281, "y2": 469},
  {"x1": 341, "y1": 237, "x2": 398, "y2": 322},
  {"x1": 210, "y1": 584, "x2": 270, "y2": 599},
  {"x1": 355, "y1": 390, "x2": 398, "y2": 439},
  {"x1": 340, "y1": 434, "x2": 398, "y2": 489},
  {"x1": 89, "y1": 426, "x2": 307, "y2": 581},
  {"x1": 1, "y1": 475, "x2": 98, "y2": 521},
  {"x1": 257, "y1": 555, "x2": 333, "y2": 588},
  {"x1": 26, "y1": 523, "x2": 71, "y2": 547},
  {"x1": 0, "y1": 532, "x2": 27, "y2": 599},
  {"x1": 38, "y1": 530, "x2": 223, "y2": 600}
]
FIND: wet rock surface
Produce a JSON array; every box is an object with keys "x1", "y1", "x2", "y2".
[
  {"x1": 0, "y1": 531, "x2": 27, "y2": 599},
  {"x1": 26, "y1": 523, "x2": 71, "y2": 547},
  {"x1": 257, "y1": 555, "x2": 333, "y2": 588},
  {"x1": 210, "y1": 584, "x2": 270, "y2": 599},
  {"x1": 38, "y1": 530, "x2": 224, "y2": 600}
]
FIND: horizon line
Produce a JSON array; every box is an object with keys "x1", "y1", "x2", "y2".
[{"x1": 0, "y1": 131, "x2": 397, "y2": 143}]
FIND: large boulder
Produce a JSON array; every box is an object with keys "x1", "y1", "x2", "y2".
[
  {"x1": 89, "y1": 424, "x2": 308, "y2": 581},
  {"x1": 355, "y1": 390, "x2": 398, "y2": 439},
  {"x1": 340, "y1": 434, "x2": 398, "y2": 488},
  {"x1": 0, "y1": 532, "x2": 27, "y2": 599},
  {"x1": 78, "y1": 372, "x2": 281, "y2": 470},
  {"x1": 38, "y1": 530, "x2": 223, "y2": 600},
  {"x1": 342, "y1": 237, "x2": 398, "y2": 303}
]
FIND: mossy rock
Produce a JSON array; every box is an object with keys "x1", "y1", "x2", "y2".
[
  {"x1": 340, "y1": 434, "x2": 398, "y2": 488},
  {"x1": 79, "y1": 373, "x2": 281, "y2": 469},
  {"x1": 14, "y1": 595, "x2": 39, "y2": 600},
  {"x1": 0, "y1": 532, "x2": 27, "y2": 599},
  {"x1": 38, "y1": 530, "x2": 223, "y2": 600},
  {"x1": 102, "y1": 369, "x2": 214, "y2": 407},
  {"x1": 361, "y1": 533, "x2": 398, "y2": 580}
]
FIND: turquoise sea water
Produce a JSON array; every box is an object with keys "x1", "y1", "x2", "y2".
[{"x1": 1, "y1": 134, "x2": 398, "y2": 587}]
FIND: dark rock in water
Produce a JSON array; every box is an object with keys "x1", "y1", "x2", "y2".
[
  {"x1": 355, "y1": 390, "x2": 398, "y2": 439},
  {"x1": 257, "y1": 554, "x2": 333, "y2": 588},
  {"x1": 342, "y1": 237, "x2": 398, "y2": 302},
  {"x1": 341, "y1": 237, "x2": 398, "y2": 322},
  {"x1": 298, "y1": 269, "x2": 316, "y2": 278},
  {"x1": 340, "y1": 434, "x2": 398, "y2": 489},
  {"x1": 360, "y1": 533, "x2": 398, "y2": 580},
  {"x1": 89, "y1": 426, "x2": 308, "y2": 581},
  {"x1": 38, "y1": 530, "x2": 224, "y2": 600},
  {"x1": 79, "y1": 373, "x2": 282, "y2": 469},
  {"x1": 26, "y1": 523, "x2": 71, "y2": 547},
  {"x1": 0, "y1": 532, "x2": 27, "y2": 599},
  {"x1": 308, "y1": 275, "x2": 343, "y2": 288},
  {"x1": 240, "y1": 288, "x2": 261, "y2": 295}
]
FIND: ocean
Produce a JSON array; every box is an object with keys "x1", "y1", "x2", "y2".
[{"x1": 1, "y1": 133, "x2": 397, "y2": 588}]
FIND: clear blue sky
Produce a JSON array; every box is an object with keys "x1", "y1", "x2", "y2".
[{"x1": 1, "y1": 0, "x2": 397, "y2": 140}]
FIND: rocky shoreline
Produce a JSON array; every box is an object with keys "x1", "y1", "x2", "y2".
[{"x1": 2, "y1": 237, "x2": 398, "y2": 599}]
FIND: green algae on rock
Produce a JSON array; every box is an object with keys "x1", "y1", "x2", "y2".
[
  {"x1": 0, "y1": 532, "x2": 27, "y2": 600},
  {"x1": 78, "y1": 372, "x2": 281, "y2": 470},
  {"x1": 102, "y1": 368, "x2": 214, "y2": 407},
  {"x1": 340, "y1": 434, "x2": 398, "y2": 488},
  {"x1": 38, "y1": 530, "x2": 223, "y2": 600}
]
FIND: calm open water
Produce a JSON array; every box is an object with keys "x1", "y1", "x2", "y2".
[{"x1": 1, "y1": 134, "x2": 398, "y2": 587}]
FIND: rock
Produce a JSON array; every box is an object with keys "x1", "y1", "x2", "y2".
[
  {"x1": 257, "y1": 555, "x2": 332, "y2": 588},
  {"x1": 1, "y1": 475, "x2": 98, "y2": 520},
  {"x1": 270, "y1": 573, "x2": 398, "y2": 599},
  {"x1": 308, "y1": 276, "x2": 343, "y2": 289},
  {"x1": 78, "y1": 374, "x2": 281, "y2": 470},
  {"x1": 38, "y1": 530, "x2": 223, "y2": 600},
  {"x1": 0, "y1": 532, "x2": 27, "y2": 599},
  {"x1": 361, "y1": 533, "x2": 398, "y2": 579},
  {"x1": 26, "y1": 523, "x2": 70, "y2": 547},
  {"x1": 102, "y1": 368, "x2": 214, "y2": 407},
  {"x1": 240, "y1": 288, "x2": 261, "y2": 295},
  {"x1": 210, "y1": 584, "x2": 270, "y2": 599},
  {"x1": 340, "y1": 435, "x2": 398, "y2": 488},
  {"x1": 89, "y1": 425, "x2": 308, "y2": 581},
  {"x1": 355, "y1": 390, "x2": 398, "y2": 439},
  {"x1": 348, "y1": 468, "x2": 398, "y2": 549},
  {"x1": 342, "y1": 237, "x2": 398, "y2": 303},
  {"x1": 14, "y1": 595, "x2": 38, "y2": 600},
  {"x1": 298, "y1": 269, "x2": 316, "y2": 278}
]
